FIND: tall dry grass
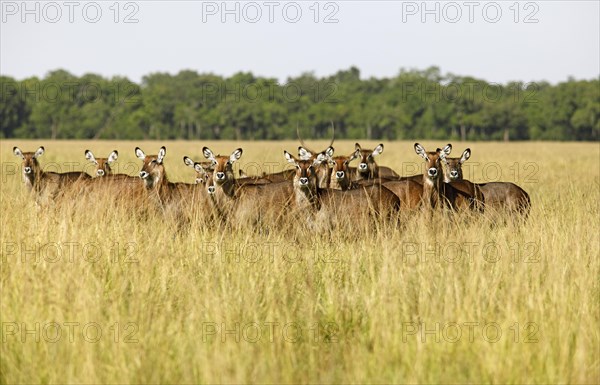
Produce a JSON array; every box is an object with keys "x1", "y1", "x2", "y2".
[{"x1": 1, "y1": 140, "x2": 598, "y2": 384}]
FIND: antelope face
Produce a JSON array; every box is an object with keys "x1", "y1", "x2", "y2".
[
  {"x1": 285, "y1": 151, "x2": 318, "y2": 191},
  {"x1": 441, "y1": 148, "x2": 470, "y2": 182},
  {"x1": 136, "y1": 146, "x2": 166, "y2": 189},
  {"x1": 183, "y1": 156, "x2": 214, "y2": 185},
  {"x1": 14, "y1": 146, "x2": 43, "y2": 187},
  {"x1": 85, "y1": 150, "x2": 118, "y2": 177},
  {"x1": 330, "y1": 149, "x2": 359, "y2": 182},
  {"x1": 414, "y1": 143, "x2": 447, "y2": 183},
  {"x1": 192, "y1": 161, "x2": 215, "y2": 195},
  {"x1": 298, "y1": 146, "x2": 333, "y2": 189},
  {"x1": 203, "y1": 147, "x2": 242, "y2": 186},
  {"x1": 355, "y1": 143, "x2": 383, "y2": 177},
  {"x1": 14, "y1": 147, "x2": 43, "y2": 178}
]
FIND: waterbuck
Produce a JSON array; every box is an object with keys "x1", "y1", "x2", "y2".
[
  {"x1": 14, "y1": 146, "x2": 91, "y2": 203},
  {"x1": 284, "y1": 151, "x2": 400, "y2": 231},
  {"x1": 354, "y1": 143, "x2": 400, "y2": 180},
  {"x1": 441, "y1": 148, "x2": 530, "y2": 217},
  {"x1": 137, "y1": 146, "x2": 212, "y2": 223},
  {"x1": 84, "y1": 149, "x2": 140, "y2": 186},
  {"x1": 202, "y1": 146, "x2": 294, "y2": 228},
  {"x1": 413, "y1": 143, "x2": 483, "y2": 212}
]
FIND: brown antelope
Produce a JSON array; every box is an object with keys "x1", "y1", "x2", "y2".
[
  {"x1": 284, "y1": 151, "x2": 400, "y2": 230},
  {"x1": 84, "y1": 149, "x2": 139, "y2": 186},
  {"x1": 413, "y1": 143, "x2": 483, "y2": 212},
  {"x1": 183, "y1": 156, "x2": 213, "y2": 185},
  {"x1": 136, "y1": 146, "x2": 212, "y2": 223},
  {"x1": 85, "y1": 149, "x2": 118, "y2": 177},
  {"x1": 202, "y1": 147, "x2": 294, "y2": 227},
  {"x1": 298, "y1": 146, "x2": 334, "y2": 189},
  {"x1": 13, "y1": 146, "x2": 91, "y2": 203},
  {"x1": 441, "y1": 148, "x2": 530, "y2": 217},
  {"x1": 327, "y1": 149, "x2": 360, "y2": 190},
  {"x1": 354, "y1": 143, "x2": 400, "y2": 180}
]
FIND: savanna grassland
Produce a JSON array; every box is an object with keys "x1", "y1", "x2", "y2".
[{"x1": 1, "y1": 140, "x2": 599, "y2": 384}]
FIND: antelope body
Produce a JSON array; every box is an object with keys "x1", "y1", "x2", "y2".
[
  {"x1": 14, "y1": 146, "x2": 91, "y2": 203},
  {"x1": 413, "y1": 143, "x2": 483, "y2": 212},
  {"x1": 441, "y1": 148, "x2": 530, "y2": 216},
  {"x1": 137, "y1": 147, "x2": 213, "y2": 223},
  {"x1": 203, "y1": 147, "x2": 294, "y2": 227}
]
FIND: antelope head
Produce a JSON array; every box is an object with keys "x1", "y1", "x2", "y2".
[
  {"x1": 414, "y1": 143, "x2": 450, "y2": 186},
  {"x1": 85, "y1": 149, "x2": 118, "y2": 177},
  {"x1": 441, "y1": 147, "x2": 470, "y2": 182},
  {"x1": 328, "y1": 149, "x2": 360, "y2": 190},
  {"x1": 136, "y1": 146, "x2": 166, "y2": 189},
  {"x1": 355, "y1": 143, "x2": 384, "y2": 178},
  {"x1": 298, "y1": 146, "x2": 333, "y2": 189},
  {"x1": 13, "y1": 146, "x2": 44, "y2": 187},
  {"x1": 203, "y1": 147, "x2": 242, "y2": 195},
  {"x1": 183, "y1": 156, "x2": 213, "y2": 185}
]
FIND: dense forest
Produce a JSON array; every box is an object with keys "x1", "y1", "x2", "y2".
[{"x1": 1, "y1": 67, "x2": 598, "y2": 141}]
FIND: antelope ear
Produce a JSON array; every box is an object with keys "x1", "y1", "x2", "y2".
[
  {"x1": 135, "y1": 147, "x2": 146, "y2": 160},
  {"x1": 298, "y1": 146, "x2": 312, "y2": 161},
  {"x1": 460, "y1": 148, "x2": 471, "y2": 164},
  {"x1": 13, "y1": 147, "x2": 24, "y2": 159},
  {"x1": 284, "y1": 150, "x2": 297, "y2": 165},
  {"x1": 442, "y1": 144, "x2": 452, "y2": 157},
  {"x1": 34, "y1": 147, "x2": 45, "y2": 158},
  {"x1": 316, "y1": 153, "x2": 328, "y2": 164},
  {"x1": 157, "y1": 147, "x2": 166, "y2": 164},
  {"x1": 349, "y1": 149, "x2": 360, "y2": 162},
  {"x1": 414, "y1": 143, "x2": 428, "y2": 160},
  {"x1": 372, "y1": 144, "x2": 384, "y2": 156},
  {"x1": 230, "y1": 148, "x2": 242, "y2": 163},
  {"x1": 108, "y1": 151, "x2": 118, "y2": 163},
  {"x1": 325, "y1": 146, "x2": 334, "y2": 158},
  {"x1": 355, "y1": 143, "x2": 361, "y2": 151},
  {"x1": 203, "y1": 147, "x2": 216, "y2": 161},
  {"x1": 183, "y1": 156, "x2": 195, "y2": 167},
  {"x1": 85, "y1": 150, "x2": 97, "y2": 164}
]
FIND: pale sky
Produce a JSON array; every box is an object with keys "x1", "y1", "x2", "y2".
[{"x1": 1, "y1": 1, "x2": 599, "y2": 84}]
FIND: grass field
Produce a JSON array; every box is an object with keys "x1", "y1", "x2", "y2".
[{"x1": 1, "y1": 140, "x2": 599, "y2": 384}]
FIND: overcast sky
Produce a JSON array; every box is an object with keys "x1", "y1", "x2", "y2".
[{"x1": 1, "y1": 1, "x2": 598, "y2": 84}]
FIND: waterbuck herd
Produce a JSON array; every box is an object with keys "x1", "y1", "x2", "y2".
[{"x1": 12, "y1": 140, "x2": 531, "y2": 229}]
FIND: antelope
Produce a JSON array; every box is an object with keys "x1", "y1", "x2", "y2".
[
  {"x1": 441, "y1": 148, "x2": 530, "y2": 217},
  {"x1": 84, "y1": 149, "x2": 139, "y2": 185},
  {"x1": 85, "y1": 149, "x2": 118, "y2": 177},
  {"x1": 327, "y1": 149, "x2": 360, "y2": 190},
  {"x1": 13, "y1": 146, "x2": 91, "y2": 203},
  {"x1": 202, "y1": 147, "x2": 295, "y2": 227},
  {"x1": 298, "y1": 146, "x2": 334, "y2": 189},
  {"x1": 284, "y1": 151, "x2": 400, "y2": 229},
  {"x1": 296, "y1": 124, "x2": 336, "y2": 189},
  {"x1": 183, "y1": 156, "x2": 213, "y2": 185},
  {"x1": 136, "y1": 147, "x2": 212, "y2": 223},
  {"x1": 354, "y1": 143, "x2": 400, "y2": 180},
  {"x1": 413, "y1": 143, "x2": 483, "y2": 212}
]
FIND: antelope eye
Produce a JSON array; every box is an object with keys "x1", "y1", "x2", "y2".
[{"x1": 151, "y1": 159, "x2": 157, "y2": 164}]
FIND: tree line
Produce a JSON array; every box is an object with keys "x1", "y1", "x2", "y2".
[{"x1": 1, "y1": 66, "x2": 598, "y2": 141}]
